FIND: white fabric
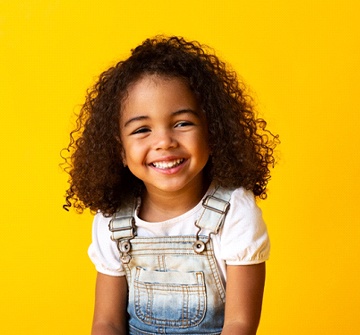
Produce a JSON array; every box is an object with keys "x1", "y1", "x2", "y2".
[{"x1": 88, "y1": 186, "x2": 270, "y2": 282}]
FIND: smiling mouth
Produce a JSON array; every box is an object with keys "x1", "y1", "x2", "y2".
[{"x1": 151, "y1": 159, "x2": 185, "y2": 169}]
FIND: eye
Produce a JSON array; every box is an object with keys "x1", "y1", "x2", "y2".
[
  {"x1": 175, "y1": 121, "x2": 193, "y2": 128},
  {"x1": 131, "y1": 127, "x2": 151, "y2": 135}
]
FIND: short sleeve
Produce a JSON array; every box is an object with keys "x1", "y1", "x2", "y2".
[
  {"x1": 88, "y1": 213, "x2": 125, "y2": 276},
  {"x1": 219, "y1": 188, "x2": 270, "y2": 265}
]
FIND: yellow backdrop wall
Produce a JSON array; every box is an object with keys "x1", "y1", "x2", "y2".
[{"x1": 1, "y1": 0, "x2": 359, "y2": 334}]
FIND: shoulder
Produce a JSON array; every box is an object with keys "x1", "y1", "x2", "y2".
[
  {"x1": 219, "y1": 186, "x2": 270, "y2": 265},
  {"x1": 92, "y1": 211, "x2": 113, "y2": 234},
  {"x1": 214, "y1": 186, "x2": 260, "y2": 216},
  {"x1": 206, "y1": 185, "x2": 260, "y2": 222},
  {"x1": 89, "y1": 212, "x2": 125, "y2": 276},
  {"x1": 225, "y1": 186, "x2": 264, "y2": 232},
  {"x1": 229, "y1": 187, "x2": 258, "y2": 207},
  {"x1": 94, "y1": 211, "x2": 112, "y2": 223}
]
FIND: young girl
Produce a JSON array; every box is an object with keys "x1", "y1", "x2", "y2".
[{"x1": 63, "y1": 36, "x2": 278, "y2": 335}]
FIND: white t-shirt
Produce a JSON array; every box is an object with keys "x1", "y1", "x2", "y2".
[{"x1": 88, "y1": 186, "x2": 270, "y2": 282}]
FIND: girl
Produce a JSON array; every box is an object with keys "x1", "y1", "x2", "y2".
[{"x1": 63, "y1": 36, "x2": 278, "y2": 335}]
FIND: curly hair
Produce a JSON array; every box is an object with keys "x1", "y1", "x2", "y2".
[{"x1": 62, "y1": 35, "x2": 279, "y2": 215}]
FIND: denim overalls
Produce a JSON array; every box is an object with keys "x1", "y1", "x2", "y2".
[{"x1": 109, "y1": 187, "x2": 233, "y2": 335}]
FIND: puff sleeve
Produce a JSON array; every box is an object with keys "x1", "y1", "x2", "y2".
[
  {"x1": 88, "y1": 213, "x2": 125, "y2": 276},
  {"x1": 219, "y1": 188, "x2": 270, "y2": 265}
]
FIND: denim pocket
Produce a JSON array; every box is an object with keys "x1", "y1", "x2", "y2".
[{"x1": 133, "y1": 267, "x2": 206, "y2": 328}]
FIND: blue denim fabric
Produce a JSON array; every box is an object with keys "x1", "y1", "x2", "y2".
[{"x1": 123, "y1": 236, "x2": 225, "y2": 335}]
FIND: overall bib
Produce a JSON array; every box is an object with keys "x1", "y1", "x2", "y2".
[{"x1": 109, "y1": 187, "x2": 233, "y2": 335}]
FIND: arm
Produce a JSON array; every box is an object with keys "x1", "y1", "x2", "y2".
[
  {"x1": 91, "y1": 273, "x2": 128, "y2": 335},
  {"x1": 221, "y1": 263, "x2": 266, "y2": 335}
]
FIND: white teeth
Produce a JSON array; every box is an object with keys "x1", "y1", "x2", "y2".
[{"x1": 152, "y1": 159, "x2": 184, "y2": 169}]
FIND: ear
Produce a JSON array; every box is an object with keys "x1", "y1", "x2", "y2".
[
  {"x1": 122, "y1": 154, "x2": 127, "y2": 167},
  {"x1": 120, "y1": 148, "x2": 127, "y2": 167},
  {"x1": 116, "y1": 135, "x2": 127, "y2": 167}
]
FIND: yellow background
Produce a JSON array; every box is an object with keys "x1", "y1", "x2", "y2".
[{"x1": 1, "y1": 0, "x2": 359, "y2": 334}]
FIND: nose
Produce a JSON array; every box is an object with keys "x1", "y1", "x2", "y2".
[{"x1": 153, "y1": 129, "x2": 178, "y2": 150}]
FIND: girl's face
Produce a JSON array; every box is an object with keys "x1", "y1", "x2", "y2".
[{"x1": 119, "y1": 75, "x2": 210, "y2": 198}]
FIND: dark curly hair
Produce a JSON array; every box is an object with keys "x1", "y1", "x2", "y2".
[{"x1": 62, "y1": 35, "x2": 279, "y2": 215}]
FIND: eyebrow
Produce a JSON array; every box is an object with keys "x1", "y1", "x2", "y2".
[
  {"x1": 123, "y1": 109, "x2": 200, "y2": 127},
  {"x1": 123, "y1": 115, "x2": 149, "y2": 127}
]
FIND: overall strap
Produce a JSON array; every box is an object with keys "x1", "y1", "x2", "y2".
[
  {"x1": 193, "y1": 186, "x2": 234, "y2": 253},
  {"x1": 109, "y1": 205, "x2": 135, "y2": 241},
  {"x1": 197, "y1": 186, "x2": 233, "y2": 233},
  {"x1": 108, "y1": 203, "x2": 136, "y2": 263}
]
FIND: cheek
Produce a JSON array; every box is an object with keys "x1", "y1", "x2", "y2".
[
  {"x1": 196, "y1": 137, "x2": 210, "y2": 162},
  {"x1": 121, "y1": 142, "x2": 143, "y2": 165}
]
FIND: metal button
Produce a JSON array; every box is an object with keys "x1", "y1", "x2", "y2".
[
  {"x1": 119, "y1": 240, "x2": 131, "y2": 253},
  {"x1": 193, "y1": 240, "x2": 206, "y2": 253}
]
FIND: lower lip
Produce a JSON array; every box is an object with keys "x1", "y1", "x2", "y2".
[{"x1": 150, "y1": 160, "x2": 187, "y2": 175}]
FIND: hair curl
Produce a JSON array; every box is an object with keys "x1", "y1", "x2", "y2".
[{"x1": 62, "y1": 36, "x2": 279, "y2": 215}]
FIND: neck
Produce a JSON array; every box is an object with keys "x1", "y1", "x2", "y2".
[{"x1": 139, "y1": 180, "x2": 210, "y2": 222}]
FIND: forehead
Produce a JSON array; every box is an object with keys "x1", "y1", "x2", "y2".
[{"x1": 120, "y1": 75, "x2": 199, "y2": 114}]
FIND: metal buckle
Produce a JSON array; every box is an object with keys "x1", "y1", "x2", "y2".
[
  {"x1": 202, "y1": 195, "x2": 230, "y2": 215},
  {"x1": 108, "y1": 215, "x2": 136, "y2": 264},
  {"x1": 108, "y1": 216, "x2": 136, "y2": 241}
]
